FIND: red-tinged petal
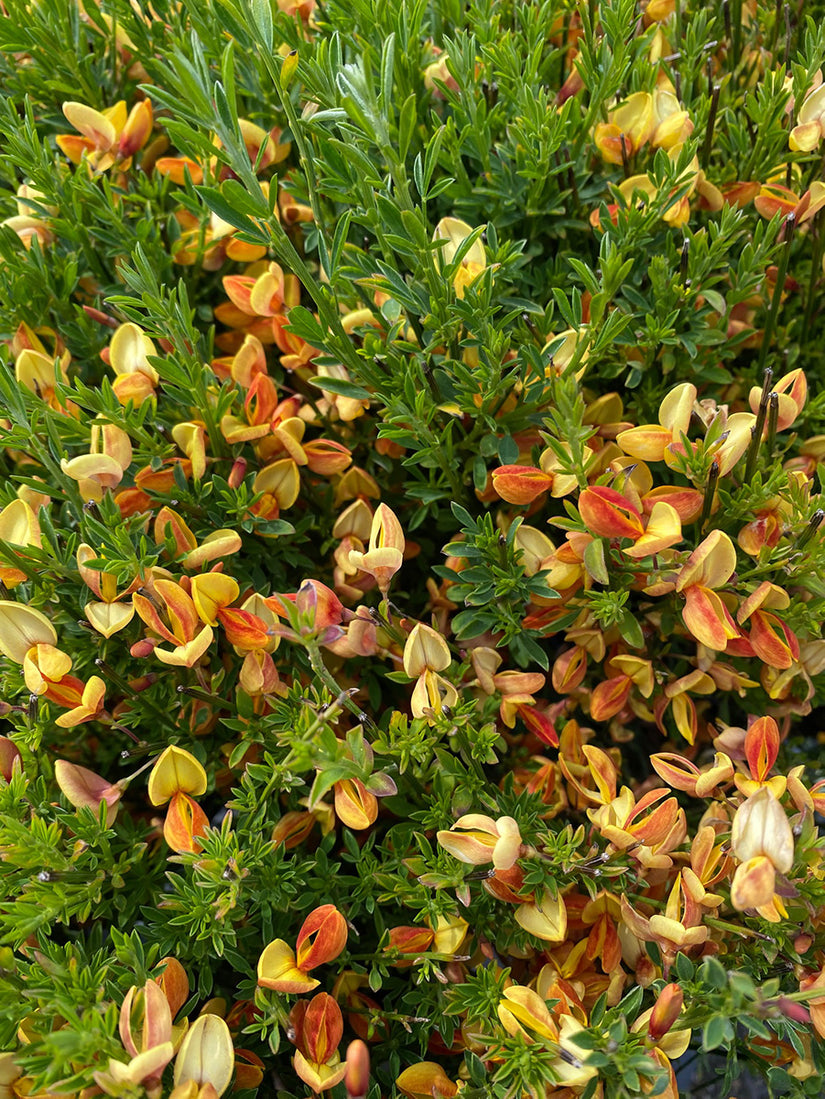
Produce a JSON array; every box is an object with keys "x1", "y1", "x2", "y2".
[
  {"x1": 222, "y1": 275, "x2": 256, "y2": 315},
  {"x1": 748, "y1": 611, "x2": 799, "y2": 670},
  {"x1": 745, "y1": 716, "x2": 780, "y2": 784},
  {"x1": 589, "y1": 675, "x2": 632, "y2": 722},
  {"x1": 642, "y1": 485, "x2": 704, "y2": 523},
  {"x1": 164, "y1": 792, "x2": 209, "y2": 853},
  {"x1": 304, "y1": 439, "x2": 353, "y2": 475},
  {"x1": 218, "y1": 607, "x2": 271, "y2": 651},
  {"x1": 55, "y1": 760, "x2": 120, "y2": 824},
  {"x1": 629, "y1": 796, "x2": 680, "y2": 846},
  {"x1": 517, "y1": 703, "x2": 559, "y2": 747},
  {"x1": 579, "y1": 486, "x2": 644, "y2": 540},
  {"x1": 582, "y1": 744, "x2": 618, "y2": 802},
  {"x1": 153, "y1": 579, "x2": 199, "y2": 641},
  {"x1": 296, "y1": 905, "x2": 348, "y2": 971},
  {"x1": 132, "y1": 592, "x2": 179, "y2": 646},
  {"x1": 552, "y1": 647, "x2": 588, "y2": 694},
  {"x1": 491, "y1": 465, "x2": 554, "y2": 505},
  {"x1": 301, "y1": 992, "x2": 343, "y2": 1065},
  {"x1": 649, "y1": 753, "x2": 701, "y2": 794},
  {"x1": 681, "y1": 586, "x2": 740, "y2": 650}
]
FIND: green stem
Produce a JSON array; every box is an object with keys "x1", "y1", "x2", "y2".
[
  {"x1": 305, "y1": 639, "x2": 370, "y2": 725},
  {"x1": 756, "y1": 213, "x2": 796, "y2": 377}
]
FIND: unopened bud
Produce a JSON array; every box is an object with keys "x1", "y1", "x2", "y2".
[
  {"x1": 345, "y1": 1039, "x2": 370, "y2": 1098},
  {"x1": 648, "y1": 982, "x2": 683, "y2": 1041},
  {"x1": 228, "y1": 457, "x2": 247, "y2": 489}
]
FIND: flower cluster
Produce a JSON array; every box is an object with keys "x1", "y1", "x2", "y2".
[{"x1": 2, "y1": 0, "x2": 825, "y2": 1097}]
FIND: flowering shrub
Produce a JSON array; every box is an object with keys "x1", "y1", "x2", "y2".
[{"x1": 3, "y1": 0, "x2": 825, "y2": 1096}]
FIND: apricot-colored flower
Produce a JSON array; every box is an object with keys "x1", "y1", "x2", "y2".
[
  {"x1": 675, "y1": 530, "x2": 741, "y2": 650},
  {"x1": 437, "y1": 814, "x2": 523, "y2": 870},
  {"x1": 133, "y1": 580, "x2": 214, "y2": 667}
]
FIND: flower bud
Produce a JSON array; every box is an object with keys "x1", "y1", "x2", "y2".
[
  {"x1": 648, "y1": 983, "x2": 684, "y2": 1041},
  {"x1": 345, "y1": 1039, "x2": 370, "y2": 1099}
]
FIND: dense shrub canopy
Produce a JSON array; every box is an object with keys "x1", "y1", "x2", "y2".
[{"x1": 2, "y1": 0, "x2": 825, "y2": 1097}]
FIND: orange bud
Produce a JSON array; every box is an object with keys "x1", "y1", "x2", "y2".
[
  {"x1": 155, "y1": 958, "x2": 189, "y2": 1018},
  {"x1": 744, "y1": 716, "x2": 780, "y2": 784},
  {"x1": 648, "y1": 983, "x2": 684, "y2": 1041},
  {"x1": 119, "y1": 99, "x2": 153, "y2": 158},
  {"x1": 301, "y1": 993, "x2": 343, "y2": 1065},
  {"x1": 491, "y1": 465, "x2": 554, "y2": 505},
  {"x1": 271, "y1": 810, "x2": 315, "y2": 849},
  {"x1": 0, "y1": 737, "x2": 21, "y2": 782},
  {"x1": 345, "y1": 1039, "x2": 370, "y2": 1099},
  {"x1": 386, "y1": 926, "x2": 435, "y2": 965}
]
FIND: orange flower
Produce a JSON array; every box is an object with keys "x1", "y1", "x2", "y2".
[
  {"x1": 675, "y1": 530, "x2": 740, "y2": 650},
  {"x1": 258, "y1": 905, "x2": 347, "y2": 994},
  {"x1": 57, "y1": 99, "x2": 153, "y2": 171},
  {"x1": 133, "y1": 580, "x2": 214, "y2": 667}
]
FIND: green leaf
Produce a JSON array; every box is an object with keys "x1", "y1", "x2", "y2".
[
  {"x1": 701, "y1": 1014, "x2": 727, "y2": 1052},
  {"x1": 583, "y1": 539, "x2": 609, "y2": 585},
  {"x1": 250, "y1": 0, "x2": 273, "y2": 51},
  {"x1": 198, "y1": 186, "x2": 268, "y2": 242},
  {"x1": 308, "y1": 376, "x2": 371, "y2": 400}
]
